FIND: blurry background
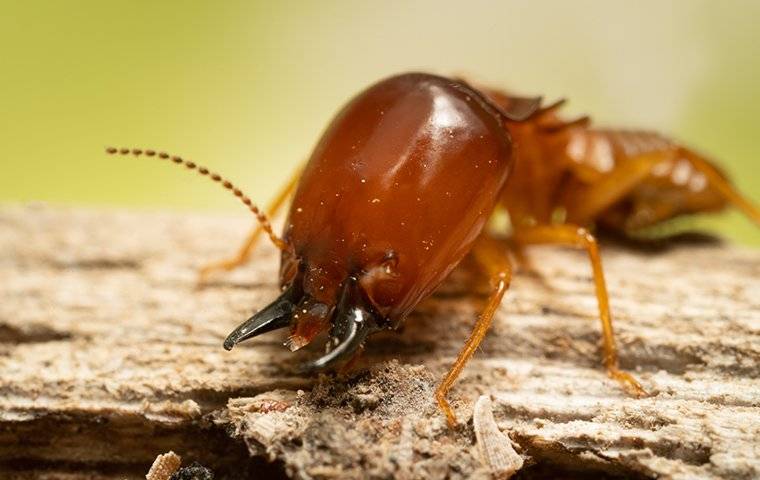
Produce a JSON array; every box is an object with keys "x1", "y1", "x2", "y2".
[{"x1": 1, "y1": 0, "x2": 758, "y2": 244}]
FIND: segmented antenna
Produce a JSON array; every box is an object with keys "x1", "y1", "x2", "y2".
[{"x1": 105, "y1": 147, "x2": 289, "y2": 251}]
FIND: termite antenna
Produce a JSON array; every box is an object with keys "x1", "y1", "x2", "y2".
[{"x1": 105, "y1": 146, "x2": 290, "y2": 251}]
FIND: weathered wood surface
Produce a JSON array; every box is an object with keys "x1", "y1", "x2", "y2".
[{"x1": 0, "y1": 205, "x2": 758, "y2": 479}]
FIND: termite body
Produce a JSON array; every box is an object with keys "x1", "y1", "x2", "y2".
[
  {"x1": 108, "y1": 72, "x2": 759, "y2": 426},
  {"x1": 481, "y1": 87, "x2": 748, "y2": 232}
]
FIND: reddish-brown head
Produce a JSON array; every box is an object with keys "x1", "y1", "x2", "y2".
[{"x1": 225, "y1": 73, "x2": 538, "y2": 368}]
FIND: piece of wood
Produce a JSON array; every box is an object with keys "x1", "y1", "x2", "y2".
[{"x1": 0, "y1": 205, "x2": 758, "y2": 479}]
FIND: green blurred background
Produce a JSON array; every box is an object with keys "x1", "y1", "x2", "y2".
[{"x1": 2, "y1": 0, "x2": 758, "y2": 244}]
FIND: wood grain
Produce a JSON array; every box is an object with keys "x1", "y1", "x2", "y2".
[{"x1": 1, "y1": 205, "x2": 758, "y2": 479}]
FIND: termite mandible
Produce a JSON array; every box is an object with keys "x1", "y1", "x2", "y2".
[{"x1": 107, "y1": 72, "x2": 759, "y2": 426}]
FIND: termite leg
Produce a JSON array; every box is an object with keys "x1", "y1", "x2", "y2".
[
  {"x1": 436, "y1": 236, "x2": 513, "y2": 427},
  {"x1": 512, "y1": 224, "x2": 646, "y2": 397},
  {"x1": 564, "y1": 152, "x2": 673, "y2": 225},
  {"x1": 198, "y1": 164, "x2": 303, "y2": 284},
  {"x1": 688, "y1": 154, "x2": 760, "y2": 227},
  {"x1": 565, "y1": 149, "x2": 760, "y2": 229}
]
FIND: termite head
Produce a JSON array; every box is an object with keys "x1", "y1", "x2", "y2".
[
  {"x1": 101, "y1": 147, "x2": 387, "y2": 370},
  {"x1": 222, "y1": 258, "x2": 384, "y2": 370}
]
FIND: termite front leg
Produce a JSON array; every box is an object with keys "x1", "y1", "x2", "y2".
[
  {"x1": 198, "y1": 164, "x2": 303, "y2": 284},
  {"x1": 513, "y1": 224, "x2": 646, "y2": 397},
  {"x1": 436, "y1": 236, "x2": 513, "y2": 427}
]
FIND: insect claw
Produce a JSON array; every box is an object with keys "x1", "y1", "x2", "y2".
[
  {"x1": 298, "y1": 306, "x2": 378, "y2": 371},
  {"x1": 299, "y1": 278, "x2": 380, "y2": 371},
  {"x1": 223, "y1": 285, "x2": 299, "y2": 350}
]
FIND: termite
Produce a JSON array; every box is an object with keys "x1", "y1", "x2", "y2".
[{"x1": 107, "y1": 72, "x2": 759, "y2": 426}]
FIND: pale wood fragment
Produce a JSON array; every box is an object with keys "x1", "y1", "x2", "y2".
[
  {"x1": 145, "y1": 451, "x2": 181, "y2": 480},
  {"x1": 473, "y1": 395, "x2": 523, "y2": 479}
]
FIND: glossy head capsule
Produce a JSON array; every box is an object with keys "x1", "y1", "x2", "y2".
[{"x1": 227, "y1": 73, "x2": 535, "y2": 366}]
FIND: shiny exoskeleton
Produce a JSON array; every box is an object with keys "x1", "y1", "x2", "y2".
[{"x1": 108, "y1": 72, "x2": 759, "y2": 426}]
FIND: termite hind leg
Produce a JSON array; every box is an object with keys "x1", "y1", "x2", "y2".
[
  {"x1": 435, "y1": 236, "x2": 513, "y2": 427},
  {"x1": 689, "y1": 155, "x2": 760, "y2": 227},
  {"x1": 564, "y1": 152, "x2": 673, "y2": 225},
  {"x1": 564, "y1": 148, "x2": 760, "y2": 229},
  {"x1": 513, "y1": 224, "x2": 646, "y2": 397},
  {"x1": 197, "y1": 164, "x2": 302, "y2": 285}
]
